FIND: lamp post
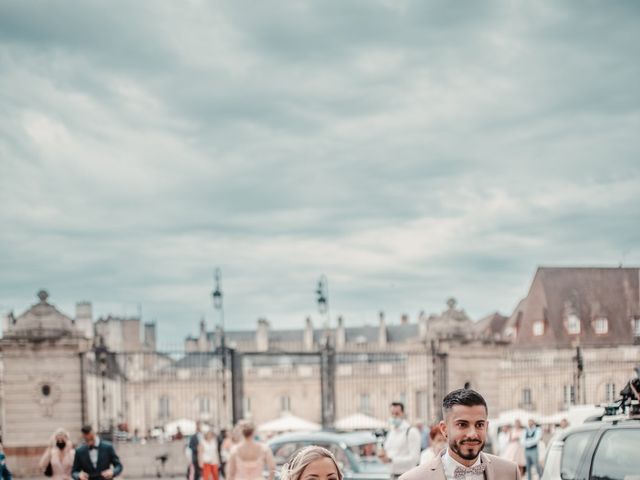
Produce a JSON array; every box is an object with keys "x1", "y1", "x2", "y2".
[
  {"x1": 212, "y1": 268, "x2": 226, "y2": 427},
  {"x1": 316, "y1": 274, "x2": 330, "y2": 339},
  {"x1": 316, "y1": 274, "x2": 335, "y2": 428}
]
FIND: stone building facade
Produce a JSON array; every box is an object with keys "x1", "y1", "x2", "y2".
[{"x1": 1, "y1": 267, "x2": 639, "y2": 476}]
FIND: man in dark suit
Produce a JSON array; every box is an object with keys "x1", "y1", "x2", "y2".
[
  {"x1": 72, "y1": 425, "x2": 123, "y2": 480},
  {"x1": 188, "y1": 422, "x2": 203, "y2": 480}
]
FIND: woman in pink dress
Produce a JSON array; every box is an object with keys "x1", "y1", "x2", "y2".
[
  {"x1": 500, "y1": 419, "x2": 526, "y2": 476},
  {"x1": 38, "y1": 428, "x2": 75, "y2": 480},
  {"x1": 227, "y1": 421, "x2": 275, "y2": 480}
]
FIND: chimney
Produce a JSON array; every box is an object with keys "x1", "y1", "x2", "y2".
[
  {"x1": 378, "y1": 311, "x2": 387, "y2": 348},
  {"x1": 144, "y1": 322, "x2": 156, "y2": 351},
  {"x1": 256, "y1": 318, "x2": 270, "y2": 352},
  {"x1": 418, "y1": 310, "x2": 428, "y2": 340},
  {"x1": 304, "y1": 317, "x2": 314, "y2": 351},
  {"x1": 336, "y1": 316, "x2": 346, "y2": 350},
  {"x1": 198, "y1": 318, "x2": 208, "y2": 352},
  {"x1": 400, "y1": 313, "x2": 409, "y2": 325},
  {"x1": 75, "y1": 301, "x2": 94, "y2": 339}
]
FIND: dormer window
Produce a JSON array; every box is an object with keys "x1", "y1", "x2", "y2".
[
  {"x1": 593, "y1": 317, "x2": 608, "y2": 335},
  {"x1": 532, "y1": 321, "x2": 545, "y2": 336},
  {"x1": 566, "y1": 314, "x2": 581, "y2": 335}
]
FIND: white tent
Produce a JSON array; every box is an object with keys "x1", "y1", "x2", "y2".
[
  {"x1": 334, "y1": 413, "x2": 387, "y2": 431},
  {"x1": 258, "y1": 413, "x2": 322, "y2": 434},
  {"x1": 164, "y1": 418, "x2": 197, "y2": 436},
  {"x1": 493, "y1": 409, "x2": 538, "y2": 426}
]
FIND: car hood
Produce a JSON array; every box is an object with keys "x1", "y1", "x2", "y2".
[{"x1": 356, "y1": 461, "x2": 391, "y2": 474}]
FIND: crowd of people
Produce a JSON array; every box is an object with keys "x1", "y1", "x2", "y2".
[
  {"x1": 0, "y1": 388, "x2": 576, "y2": 480},
  {"x1": 186, "y1": 420, "x2": 276, "y2": 480}
]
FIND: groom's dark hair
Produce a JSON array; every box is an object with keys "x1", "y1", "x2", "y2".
[{"x1": 442, "y1": 388, "x2": 487, "y2": 418}]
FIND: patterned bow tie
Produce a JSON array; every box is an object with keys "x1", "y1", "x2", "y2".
[{"x1": 453, "y1": 463, "x2": 486, "y2": 479}]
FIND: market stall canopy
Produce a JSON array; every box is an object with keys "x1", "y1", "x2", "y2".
[
  {"x1": 334, "y1": 413, "x2": 387, "y2": 431},
  {"x1": 257, "y1": 413, "x2": 322, "y2": 434},
  {"x1": 164, "y1": 418, "x2": 197, "y2": 436}
]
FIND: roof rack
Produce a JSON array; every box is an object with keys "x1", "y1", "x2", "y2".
[{"x1": 600, "y1": 369, "x2": 640, "y2": 421}]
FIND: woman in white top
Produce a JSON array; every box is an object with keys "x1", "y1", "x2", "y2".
[
  {"x1": 419, "y1": 425, "x2": 446, "y2": 465},
  {"x1": 199, "y1": 430, "x2": 221, "y2": 480}
]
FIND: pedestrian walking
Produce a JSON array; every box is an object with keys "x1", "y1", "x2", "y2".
[
  {"x1": 199, "y1": 430, "x2": 221, "y2": 480},
  {"x1": 188, "y1": 422, "x2": 204, "y2": 480},
  {"x1": 523, "y1": 419, "x2": 543, "y2": 480},
  {"x1": 71, "y1": 425, "x2": 123, "y2": 480},
  {"x1": 227, "y1": 421, "x2": 275, "y2": 480},
  {"x1": 0, "y1": 443, "x2": 12, "y2": 480},
  {"x1": 377, "y1": 402, "x2": 421, "y2": 479},
  {"x1": 39, "y1": 428, "x2": 75, "y2": 480},
  {"x1": 419, "y1": 425, "x2": 446, "y2": 466},
  {"x1": 501, "y1": 420, "x2": 526, "y2": 476}
]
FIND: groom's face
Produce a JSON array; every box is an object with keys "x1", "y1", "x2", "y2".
[{"x1": 440, "y1": 404, "x2": 488, "y2": 463}]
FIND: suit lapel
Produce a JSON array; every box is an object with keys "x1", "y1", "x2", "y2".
[
  {"x1": 426, "y1": 454, "x2": 447, "y2": 480},
  {"x1": 97, "y1": 443, "x2": 107, "y2": 471},
  {"x1": 480, "y1": 452, "x2": 494, "y2": 480}
]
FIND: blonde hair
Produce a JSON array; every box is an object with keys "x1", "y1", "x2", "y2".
[
  {"x1": 50, "y1": 428, "x2": 72, "y2": 449},
  {"x1": 280, "y1": 446, "x2": 343, "y2": 480}
]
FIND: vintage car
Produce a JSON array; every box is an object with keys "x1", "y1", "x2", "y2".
[{"x1": 267, "y1": 431, "x2": 391, "y2": 480}]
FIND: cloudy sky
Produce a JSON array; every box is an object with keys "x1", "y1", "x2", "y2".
[{"x1": 1, "y1": 0, "x2": 639, "y2": 347}]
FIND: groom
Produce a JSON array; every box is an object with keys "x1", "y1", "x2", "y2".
[
  {"x1": 72, "y1": 425, "x2": 123, "y2": 480},
  {"x1": 400, "y1": 388, "x2": 520, "y2": 480}
]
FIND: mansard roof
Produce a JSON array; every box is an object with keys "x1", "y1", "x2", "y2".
[{"x1": 509, "y1": 267, "x2": 640, "y2": 348}]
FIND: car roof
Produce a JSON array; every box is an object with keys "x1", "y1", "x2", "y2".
[
  {"x1": 267, "y1": 430, "x2": 378, "y2": 447},
  {"x1": 556, "y1": 417, "x2": 640, "y2": 440}
]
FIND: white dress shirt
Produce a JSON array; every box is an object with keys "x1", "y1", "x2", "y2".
[
  {"x1": 89, "y1": 436, "x2": 101, "y2": 468},
  {"x1": 383, "y1": 420, "x2": 422, "y2": 475},
  {"x1": 442, "y1": 449, "x2": 484, "y2": 480}
]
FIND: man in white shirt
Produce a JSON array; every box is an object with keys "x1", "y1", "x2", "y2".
[
  {"x1": 399, "y1": 389, "x2": 520, "y2": 480},
  {"x1": 377, "y1": 401, "x2": 421, "y2": 478}
]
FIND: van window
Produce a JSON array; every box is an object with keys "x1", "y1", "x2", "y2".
[
  {"x1": 590, "y1": 429, "x2": 640, "y2": 479},
  {"x1": 560, "y1": 431, "x2": 592, "y2": 479}
]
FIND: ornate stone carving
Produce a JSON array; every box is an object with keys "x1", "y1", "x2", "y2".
[{"x1": 31, "y1": 374, "x2": 63, "y2": 417}]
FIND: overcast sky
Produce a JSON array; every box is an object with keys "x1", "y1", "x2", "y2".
[{"x1": 1, "y1": 0, "x2": 639, "y2": 348}]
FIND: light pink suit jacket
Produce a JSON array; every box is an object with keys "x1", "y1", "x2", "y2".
[{"x1": 399, "y1": 450, "x2": 520, "y2": 480}]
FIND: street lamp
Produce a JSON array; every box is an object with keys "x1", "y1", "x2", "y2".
[
  {"x1": 316, "y1": 274, "x2": 335, "y2": 428},
  {"x1": 316, "y1": 274, "x2": 330, "y2": 330},
  {"x1": 212, "y1": 268, "x2": 226, "y2": 427}
]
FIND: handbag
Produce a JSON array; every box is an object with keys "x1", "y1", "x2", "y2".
[{"x1": 44, "y1": 462, "x2": 53, "y2": 477}]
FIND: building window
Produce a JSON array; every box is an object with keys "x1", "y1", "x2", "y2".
[
  {"x1": 197, "y1": 396, "x2": 210, "y2": 414},
  {"x1": 564, "y1": 384, "x2": 575, "y2": 406},
  {"x1": 566, "y1": 314, "x2": 581, "y2": 335},
  {"x1": 533, "y1": 321, "x2": 545, "y2": 336},
  {"x1": 522, "y1": 388, "x2": 532, "y2": 406},
  {"x1": 280, "y1": 395, "x2": 290, "y2": 412},
  {"x1": 594, "y1": 317, "x2": 608, "y2": 335},
  {"x1": 159, "y1": 395, "x2": 170, "y2": 420},
  {"x1": 605, "y1": 383, "x2": 616, "y2": 403},
  {"x1": 415, "y1": 390, "x2": 428, "y2": 420},
  {"x1": 632, "y1": 318, "x2": 640, "y2": 336},
  {"x1": 359, "y1": 393, "x2": 370, "y2": 414}
]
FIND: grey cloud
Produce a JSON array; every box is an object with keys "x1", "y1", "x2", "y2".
[{"x1": 1, "y1": 0, "x2": 639, "y2": 346}]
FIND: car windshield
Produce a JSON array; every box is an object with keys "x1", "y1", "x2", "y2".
[{"x1": 590, "y1": 429, "x2": 640, "y2": 480}]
